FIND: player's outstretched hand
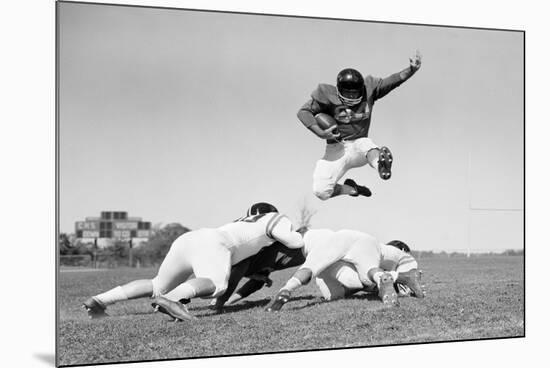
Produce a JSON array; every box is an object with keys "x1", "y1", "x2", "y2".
[{"x1": 409, "y1": 50, "x2": 422, "y2": 71}]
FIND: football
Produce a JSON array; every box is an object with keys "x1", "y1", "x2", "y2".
[{"x1": 314, "y1": 113, "x2": 338, "y2": 131}]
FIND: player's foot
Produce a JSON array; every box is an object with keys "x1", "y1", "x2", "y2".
[
  {"x1": 152, "y1": 296, "x2": 197, "y2": 321},
  {"x1": 378, "y1": 272, "x2": 399, "y2": 306},
  {"x1": 377, "y1": 146, "x2": 393, "y2": 180},
  {"x1": 82, "y1": 297, "x2": 108, "y2": 319},
  {"x1": 343, "y1": 179, "x2": 372, "y2": 197},
  {"x1": 396, "y1": 269, "x2": 425, "y2": 298},
  {"x1": 265, "y1": 290, "x2": 291, "y2": 312}
]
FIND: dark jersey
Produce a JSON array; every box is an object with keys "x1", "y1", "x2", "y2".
[
  {"x1": 215, "y1": 242, "x2": 306, "y2": 307},
  {"x1": 245, "y1": 242, "x2": 305, "y2": 276},
  {"x1": 297, "y1": 72, "x2": 405, "y2": 142}
]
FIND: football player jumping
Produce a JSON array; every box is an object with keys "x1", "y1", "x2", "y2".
[
  {"x1": 298, "y1": 51, "x2": 422, "y2": 200},
  {"x1": 265, "y1": 228, "x2": 424, "y2": 311},
  {"x1": 82, "y1": 203, "x2": 304, "y2": 321}
]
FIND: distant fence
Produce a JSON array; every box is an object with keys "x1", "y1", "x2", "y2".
[
  {"x1": 59, "y1": 251, "x2": 156, "y2": 268},
  {"x1": 412, "y1": 249, "x2": 524, "y2": 259},
  {"x1": 59, "y1": 254, "x2": 93, "y2": 267}
]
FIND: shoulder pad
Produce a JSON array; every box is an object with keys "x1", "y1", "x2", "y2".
[
  {"x1": 311, "y1": 83, "x2": 341, "y2": 106},
  {"x1": 363, "y1": 75, "x2": 380, "y2": 100}
]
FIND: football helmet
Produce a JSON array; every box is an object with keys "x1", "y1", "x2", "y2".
[
  {"x1": 247, "y1": 202, "x2": 278, "y2": 216},
  {"x1": 387, "y1": 240, "x2": 411, "y2": 253},
  {"x1": 336, "y1": 68, "x2": 365, "y2": 106}
]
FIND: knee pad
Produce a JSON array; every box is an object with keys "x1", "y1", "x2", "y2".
[{"x1": 294, "y1": 268, "x2": 313, "y2": 284}]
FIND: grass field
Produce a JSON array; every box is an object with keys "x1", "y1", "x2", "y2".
[{"x1": 57, "y1": 256, "x2": 524, "y2": 366}]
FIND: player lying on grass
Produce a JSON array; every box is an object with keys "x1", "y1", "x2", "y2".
[
  {"x1": 218, "y1": 238, "x2": 421, "y2": 306},
  {"x1": 265, "y1": 228, "x2": 424, "y2": 311},
  {"x1": 314, "y1": 240, "x2": 425, "y2": 301},
  {"x1": 83, "y1": 202, "x2": 304, "y2": 321},
  {"x1": 298, "y1": 51, "x2": 422, "y2": 200},
  {"x1": 164, "y1": 240, "x2": 306, "y2": 313}
]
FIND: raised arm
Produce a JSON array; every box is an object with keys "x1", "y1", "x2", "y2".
[{"x1": 371, "y1": 50, "x2": 423, "y2": 101}]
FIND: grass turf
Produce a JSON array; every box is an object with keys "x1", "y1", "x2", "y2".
[{"x1": 57, "y1": 256, "x2": 524, "y2": 366}]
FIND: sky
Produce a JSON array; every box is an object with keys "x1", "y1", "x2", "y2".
[{"x1": 58, "y1": 2, "x2": 523, "y2": 251}]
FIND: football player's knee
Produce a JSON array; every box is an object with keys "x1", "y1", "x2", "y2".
[
  {"x1": 366, "y1": 148, "x2": 380, "y2": 167},
  {"x1": 313, "y1": 182, "x2": 334, "y2": 201},
  {"x1": 210, "y1": 280, "x2": 228, "y2": 298},
  {"x1": 294, "y1": 268, "x2": 313, "y2": 284},
  {"x1": 151, "y1": 276, "x2": 168, "y2": 298}
]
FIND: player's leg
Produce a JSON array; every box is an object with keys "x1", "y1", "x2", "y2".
[
  {"x1": 345, "y1": 232, "x2": 399, "y2": 305},
  {"x1": 355, "y1": 138, "x2": 393, "y2": 181},
  {"x1": 315, "y1": 262, "x2": 358, "y2": 301},
  {"x1": 156, "y1": 231, "x2": 232, "y2": 320},
  {"x1": 312, "y1": 144, "x2": 369, "y2": 199},
  {"x1": 228, "y1": 277, "x2": 268, "y2": 304},
  {"x1": 335, "y1": 140, "x2": 374, "y2": 197},
  {"x1": 84, "y1": 279, "x2": 154, "y2": 318},
  {"x1": 209, "y1": 258, "x2": 251, "y2": 312},
  {"x1": 265, "y1": 267, "x2": 313, "y2": 311},
  {"x1": 267, "y1": 233, "x2": 348, "y2": 311},
  {"x1": 151, "y1": 275, "x2": 215, "y2": 321},
  {"x1": 83, "y1": 233, "x2": 193, "y2": 319}
]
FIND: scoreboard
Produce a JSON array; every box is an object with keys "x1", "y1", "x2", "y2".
[{"x1": 75, "y1": 211, "x2": 152, "y2": 239}]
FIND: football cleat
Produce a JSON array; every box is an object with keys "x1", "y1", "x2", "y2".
[
  {"x1": 151, "y1": 296, "x2": 197, "y2": 321},
  {"x1": 82, "y1": 297, "x2": 108, "y2": 319},
  {"x1": 377, "y1": 146, "x2": 393, "y2": 180},
  {"x1": 265, "y1": 290, "x2": 291, "y2": 312},
  {"x1": 396, "y1": 269, "x2": 425, "y2": 298},
  {"x1": 378, "y1": 272, "x2": 399, "y2": 306},
  {"x1": 343, "y1": 179, "x2": 372, "y2": 197}
]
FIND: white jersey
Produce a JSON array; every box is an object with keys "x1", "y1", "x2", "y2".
[
  {"x1": 314, "y1": 243, "x2": 419, "y2": 301},
  {"x1": 218, "y1": 212, "x2": 304, "y2": 264},
  {"x1": 302, "y1": 228, "x2": 336, "y2": 256},
  {"x1": 301, "y1": 228, "x2": 381, "y2": 285},
  {"x1": 380, "y1": 244, "x2": 418, "y2": 272}
]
